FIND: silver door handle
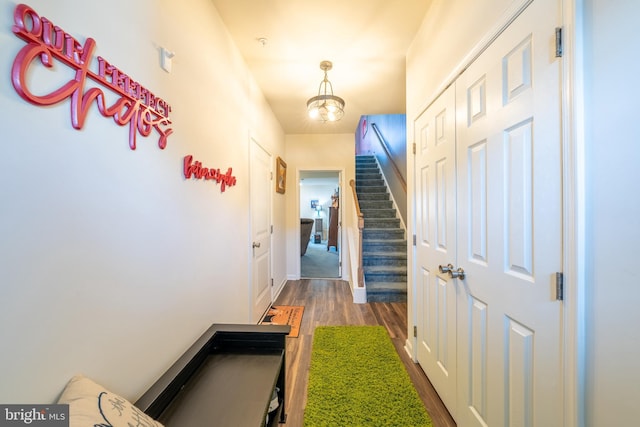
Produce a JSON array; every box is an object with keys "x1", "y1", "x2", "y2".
[
  {"x1": 438, "y1": 264, "x2": 465, "y2": 280},
  {"x1": 252, "y1": 242, "x2": 261, "y2": 248},
  {"x1": 449, "y1": 267, "x2": 465, "y2": 280},
  {"x1": 439, "y1": 264, "x2": 454, "y2": 274}
]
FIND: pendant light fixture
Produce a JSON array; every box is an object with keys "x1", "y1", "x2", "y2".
[{"x1": 306, "y1": 60, "x2": 345, "y2": 122}]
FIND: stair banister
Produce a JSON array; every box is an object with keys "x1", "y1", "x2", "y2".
[
  {"x1": 370, "y1": 123, "x2": 407, "y2": 192},
  {"x1": 349, "y1": 179, "x2": 365, "y2": 288}
]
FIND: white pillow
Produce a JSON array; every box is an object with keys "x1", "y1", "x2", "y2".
[{"x1": 57, "y1": 374, "x2": 163, "y2": 427}]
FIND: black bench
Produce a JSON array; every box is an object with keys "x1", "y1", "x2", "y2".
[{"x1": 135, "y1": 324, "x2": 290, "y2": 426}]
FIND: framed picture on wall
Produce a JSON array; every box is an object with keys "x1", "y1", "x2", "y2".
[
  {"x1": 276, "y1": 156, "x2": 287, "y2": 194},
  {"x1": 311, "y1": 199, "x2": 319, "y2": 209}
]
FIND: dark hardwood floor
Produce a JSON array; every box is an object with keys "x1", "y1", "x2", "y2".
[{"x1": 273, "y1": 279, "x2": 456, "y2": 427}]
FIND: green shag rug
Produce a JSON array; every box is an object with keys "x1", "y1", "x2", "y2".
[{"x1": 304, "y1": 326, "x2": 433, "y2": 426}]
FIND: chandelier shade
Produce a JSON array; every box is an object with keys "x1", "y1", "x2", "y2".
[{"x1": 307, "y1": 61, "x2": 345, "y2": 122}]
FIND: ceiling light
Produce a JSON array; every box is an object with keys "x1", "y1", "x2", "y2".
[{"x1": 306, "y1": 60, "x2": 345, "y2": 122}]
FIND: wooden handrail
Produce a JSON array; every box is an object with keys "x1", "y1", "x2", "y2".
[
  {"x1": 350, "y1": 179, "x2": 365, "y2": 288},
  {"x1": 370, "y1": 123, "x2": 407, "y2": 192},
  {"x1": 350, "y1": 179, "x2": 364, "y2": 221}
]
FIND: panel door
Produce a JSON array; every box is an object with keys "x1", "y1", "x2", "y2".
[
  {"x1": 250, "y1": 138, "x2": 273, "y2": 324},
  {"x1": 414, "y1": 84, "x2": 458, "y2": 418},
  {"x1": 455, "y1": 0, "x2": 563, "y2": 425}
]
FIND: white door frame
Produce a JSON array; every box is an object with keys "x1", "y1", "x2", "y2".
[
  {"x1": 406, "y1": 0, "x2": 585, "y2": 425},
  {"x1": 560, "y1": 0, "x2": 587, "y2": 425}
]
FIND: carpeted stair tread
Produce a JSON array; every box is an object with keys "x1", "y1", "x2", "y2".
[
  {"x1": 363, "y1": 248, "x2": 407, "y2": 255},
  {"x1": 363, "y1": 250, "x2": 407, "y2": 256},
  {"x1": 359, "y1": 200, "x2": 393, "y2": 209},
  {"x1": 356, "y1": 187, "x2": 387, "y2": 194},
  {"x1": 356, "y1": 181, "x2": 386, "y2": 186},
  {"x1": 357, "y1": 177, "x2": 385, "y2": 184},
  {"x1": 361, "y1": 209, "x2": 396, "y2": 218},
  {"x1": 363, "y1": 229, "x2": 405, "y2": 240},
  {"x1": 363, "y1": 255, "x2": 407, "y2": 267},
  {"x1": 357, "y1": 192, "x2": 390, "y2": 200},
  {"x1": 362, "y1": 237, "x2": 406, "y2": 243},
  {"x1": 364, "y1": 218, "x2": 401, "y2": 228},
  {"x1": 366, "y1": 282, "x2": 408, "y2": 302},
  {"x1": 363, "y1": 240, "x2": 407, "y2": 251},
  {"x1": 366, "y1": 281, "x2": 408, "y2": 291},
  {"x1": 364, "y1": 265, "x2": 408, "y2": 275},
  {"x1": 364, "y1": 267, "x2": 408, "y2": 282},
  {"x1": 363, "y1": 251, "x2": 407, "y2": 259},
  {"x1": 366, "y1": 289, "x2": 407, "y2": 303},
  {"x1": 359, "y1": 201, "x2": 390, "y2": 207}
]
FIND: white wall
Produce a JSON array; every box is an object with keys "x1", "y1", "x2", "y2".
[
  {"x1": 0, "y1": 0, "x2": 285, "y2": 403},
  {"x1": 406, "y1": 0, "x2": 513, "y2": 117},
  {"x1": 583, "y1": 0, "x2": 640, "y2": 424},
  {"x1": 284, "y1": 134, "x2": 356, "y2": 280}
]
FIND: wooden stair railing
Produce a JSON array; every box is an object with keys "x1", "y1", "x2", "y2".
[{"x1": 350, "y1": 179, "x2": 365, "y2": 288}]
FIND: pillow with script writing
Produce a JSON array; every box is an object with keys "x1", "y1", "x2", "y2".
[{"x1": 57, "y1": 374, "x2": 164, "y2": 427}]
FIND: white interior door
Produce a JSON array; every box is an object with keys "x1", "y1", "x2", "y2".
[
  {"x1": 414, "y1": 85, "x2": 458, "y2": 418},
  {"x1": 250, "y1": 138, "x2": 272, "y2": 323},
  {"x1": 455, "y1": 0, "x2": 563, "y2": 425}
]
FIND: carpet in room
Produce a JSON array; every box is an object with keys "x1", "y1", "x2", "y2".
[
  {"x1": 301, "y1": 242, "x2": 339, "y2": 278},
  {"x1": 304, "y1": 325, "x2": 433, "y2": 426}
]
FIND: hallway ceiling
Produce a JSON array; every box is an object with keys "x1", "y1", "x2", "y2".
[{"x1": 210, "y1": 0, "x2": 431, "y2": 135}]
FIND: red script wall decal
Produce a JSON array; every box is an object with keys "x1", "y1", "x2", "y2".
[
  {"x1": 11, "y1": 4, "x2": 173, "y2": 150},
  {"x1": 183, "y1": 155, "x2": 237, "y2": 193}
]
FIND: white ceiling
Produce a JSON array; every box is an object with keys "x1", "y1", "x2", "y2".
[{"x1": 210, "y1": 0, "x2": 431, "y2": 134}]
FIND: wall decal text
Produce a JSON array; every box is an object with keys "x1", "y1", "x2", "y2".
[
  {"x1": 183, "y1": 155, "x2": 237, "y2": 192},
  {"x1": 11, "y1": 4, "x2": 173, "y2": 150}
]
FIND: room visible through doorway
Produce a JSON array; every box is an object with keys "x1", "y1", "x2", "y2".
[{"x1": 299, "y1": 171, "x2": 340, "y2": 278}]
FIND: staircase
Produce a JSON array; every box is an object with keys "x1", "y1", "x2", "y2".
[{"x1": 355, "y1": 155, "x2": 407, "y2": 302}]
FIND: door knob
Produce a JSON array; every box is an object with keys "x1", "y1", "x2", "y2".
[
  {"x1": 439, "y1": 264, "x2": 454, "y2": 274},
  {"x1": 252, "y1": 242, "x2": 261, "y2": 248},
  {"x1": 449, "y1": 267, "x2": 465, "y2": 280},
  {"x1": 438, "y1": 264, "x2": 465, "y2": 280}
]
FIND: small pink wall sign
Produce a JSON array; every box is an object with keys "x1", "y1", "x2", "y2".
[
  {"x1": 11, "y1": 3, "x2": 173, "y2": 150},
  {"x1": 183, "y1": 155, "x2": 237, "y2": 193}
]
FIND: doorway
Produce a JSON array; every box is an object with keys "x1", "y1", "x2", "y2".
[{"x1": 299, "y1": 170, "x2": 341, "y2": 278}]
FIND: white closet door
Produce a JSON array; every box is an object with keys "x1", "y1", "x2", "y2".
[
  {"x1": 414, "y1": 85, "x2": 458, "y2": 418},
  {"x1": 455, "y1": 0, "x2": 563, "y2": 425}
]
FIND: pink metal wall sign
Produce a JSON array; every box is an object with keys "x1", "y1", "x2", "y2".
[
  {"x1": 183, "y1": 155, "x2": 237, "y2": 192},
  {"x1": 11, "y1": 4, "x2": 173, "y2": 150}
]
